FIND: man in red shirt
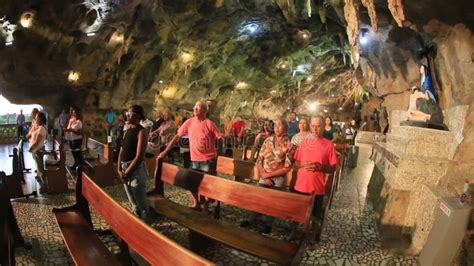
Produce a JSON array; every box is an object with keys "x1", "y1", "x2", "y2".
[
  {"x1": 232, "y1": 117, "x2": 246, "y2": 147},
  {"x1": 291, "y1": 115, "x2": 337, "y2": 242},
  {"x1": 157, "y1": 100, "x2": 222, "y2": 208}
]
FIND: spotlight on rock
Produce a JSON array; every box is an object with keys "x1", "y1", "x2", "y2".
[
  {"x1": 68, "y1": 71, "x2": 80, "y2": 82},
  {"x1": 20, "y1": 12, "x2": 34, "y2": 28},
  {"x1": 309, "y1": 102, "x2": 318, "y2": 111},
  {"x1": 179, "y1": 51, "x2": 194, "y2": 65},
  {"x1": 235, "y1": 82, "x2": 249, "y2": 90},
  {"x1": 358, "y1": 28, "x2": 370, "y2": 46}
]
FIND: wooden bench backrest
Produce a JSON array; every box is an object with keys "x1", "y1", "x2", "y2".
[
  {"x1": 86, "y1": 137, "x2": 112, "y2": 162},
  {"x1": 81, "y1": 173, "x2": 212, "y2": 266},
  {"x1": 216, "y1": 156, "x2": 295, "y2": 187},
  {"x1": 160, "y1": 163, "x2": 313, "y2": 229}
]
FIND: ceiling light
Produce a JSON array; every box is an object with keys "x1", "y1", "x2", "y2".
[
  {"x1": 330, "y1": 78, "x2": 336, "y2": 82},
  {"x1": 19, "y1": 12, "x2": 34, "y2": 28},
  {"x1": 235, "y1": 82, "x2": 249, "y2": 90},
  {"x1": 5, "y1": 41, "x2": 13, "y2": 46},
  {"x1": 309, "y1": 102, "x2": 318, "y2": 111},
  {"x1": 179, "y1": 51, "x2": 194, "y2": 65},
  {"x1": 68, "y1": 71, "x2": 80, "y2": 82},
  {"x1": 159, "y1": 80, "x2": 163, "y2": 84},
  {"x1": 86, "y1": 32, "x2": 96, "y2": 36},
  {"x1": 324, "y1": 109, "x2": 328, "y2": 113},
  {"x1": 359, "y1": 28, "x2": 370, "y2": 46},
  {"x1": 338, "y1": 107, "x2": 343, "y2": 110},
  {"x1": 320, "y1": 66, "x2": 325, "y2": 70}
]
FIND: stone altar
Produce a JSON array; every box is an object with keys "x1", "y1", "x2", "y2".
[{"x1": 367, "y1": 106, "x2": 469, "y2": 254}]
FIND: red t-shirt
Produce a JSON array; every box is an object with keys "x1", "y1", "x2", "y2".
[
  {"x1": 177, "y1": 117, "x2": 222, "y2": 161},
  {"x1": 293, "y1": 137, "x2": 338, "y2": 195},
  {"x1": 232, "y1": 120, "x2": 246, "y2": 137}
]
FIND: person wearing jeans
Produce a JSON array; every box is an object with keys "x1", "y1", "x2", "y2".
[
  {"x1": 118, "y1": 105, "x2": 151, "y2": 222},
  {"x1": 157, "y1": 100, "x2": 222, "y2": 209},
  {"x1": 117, "y1": 105, "x2": 151, "y2": 221}
]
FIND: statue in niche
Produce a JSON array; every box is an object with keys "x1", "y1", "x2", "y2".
[
  {"x1": 419, "y1": 64, "x2": 437, "y2": 103},
  {"x1": 404, "y1": 86, "x2": 445, "y2": 129},
  {"x1": 402, "y1": 62, "x2": 446, "y2": 130},
  {"x1": 407, "y1": 86, "x2": 432, "y2": 122}
]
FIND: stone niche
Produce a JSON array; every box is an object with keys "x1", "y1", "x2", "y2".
[{"x1": 367, "y1": 105, "x2": 469, "y2": 255}]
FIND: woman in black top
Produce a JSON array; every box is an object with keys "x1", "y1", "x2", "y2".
[{"x1": 117, "y1": 105, "x2": 151, "y2": 221}]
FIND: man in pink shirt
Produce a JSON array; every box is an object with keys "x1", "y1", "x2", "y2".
[
  {"x1": 292, "y1": 115, "x2": 337, "y2": 242},
  {"x1": 157, "y1": 100, "x2": 222, "y2": 208}
]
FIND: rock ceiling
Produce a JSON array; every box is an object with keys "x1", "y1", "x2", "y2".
[{"x1": 0, "y1": 0, "x2": 473, "y2": 118}]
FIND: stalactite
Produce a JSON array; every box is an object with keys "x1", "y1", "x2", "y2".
[
  {"x1": 275, "y1": 0, "x2": 298, "y2": 24},
  {"x1": 344, "y1": 0, "x2": 360, "y2": 46},
  {"x1": 306, "y1": 0, "x2": 312, "y2": 18},
  {"x1": 361, "y1": 0, "x2": 377, "y2": 31},
  {"x1": 387, "y1": 0, "x2": 405, "y2": 27}
]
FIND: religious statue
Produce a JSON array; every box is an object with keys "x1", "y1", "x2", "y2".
[
  {"x1": 419, "y1": 64, "x2": 437, "y2": 103},
  {"x1": 404, "y1": 86, "x2": 445, "y2": 129},
  {"x1": 407, "y1": 86, "x2": 432, "y2": 122}
]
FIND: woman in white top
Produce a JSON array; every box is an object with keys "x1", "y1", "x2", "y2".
[
  {"x1": 28, "y1": 112, "x2": 48, "y2": 192},
  {"x1": 64, "y1": 105, "x2": 84, "y2": 168}
]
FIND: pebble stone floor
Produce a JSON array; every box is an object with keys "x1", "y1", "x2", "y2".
[{"x1": 5, "y1": 142, "x2": 419, "y2": 265}]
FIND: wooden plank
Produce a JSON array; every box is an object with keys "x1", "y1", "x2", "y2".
[
  {"x1": 216, "y1": 156, "x2": 258, "y2": 181},
  {"x1": 85, "y1": 138, "x2": 117, "y2": 187},
  {"x1": 161, "y1": 163, "x2": 313, "y2": 224},
  {"x1": 54, "y1": 211, "x2": 121, "y2": 266},
  {"x1": 216, "y1": 156, "x2": 294, "y2": 188},
  {"x1": 148, "y1": 195, "x2": 298, "y2": 265},
  {"x1": 82, "y1": 173, "x2": 213, "y2": 266},
  {"x1": 45, "y1": 139, "x2": 68, "y2": 194}
]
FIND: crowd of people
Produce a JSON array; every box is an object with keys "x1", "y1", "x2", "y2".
[{"x1": 17, "y1": 101, "x2": 359, "y2": 241}]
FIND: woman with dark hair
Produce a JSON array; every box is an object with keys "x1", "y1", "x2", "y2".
[
  {"x1": 250, "y1": 120, "x2": 274, "y2": 162},
  {"x1": 118, "y1": 105, "x2": 151, "y2": 221},
  {"x1": 64, "y1": 105, "x2": 84, "y2": 168},
  {"x1": 323, "y1": 116, "x2": 338, "y2": 141},
  {"x1": 28, "y1": 112, "x2": 48, "y2": 193},
  {"x1": 26, "y1": 108, "x2": 40, "y2": 141}
]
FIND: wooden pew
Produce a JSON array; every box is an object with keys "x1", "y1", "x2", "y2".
[
  {"x1": 216, "y1": 153, "x2": 343, "y2": 241},
  {"x1": 148, "y1": 162, "x2": 314, "y2": 265},
  {"x1": 0, "y1": 172, "x2": 28, "y2": 266},
  {"x1": 144, "y1": 153, "x2": 158, "y2": 179},
  {"x1": 44, "y1": 137, "x2": 68, "y2": 194},
  {"x1": 83, "y1": 137, "x2": 118, "y2": 187},
  {"x1": 216, "y1": 156, "x2": 296, "y2": 189},
  {"x1": 53, "y1": 167, "x2": 213, "y2": 266},
  {"x1": 4, "y1": 147, "x2": 30, "y2": 198}
]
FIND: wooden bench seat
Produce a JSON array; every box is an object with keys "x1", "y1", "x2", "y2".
[
  {"x1": 1, "y1": 172, "x2": 28, "y2": 265},
  {"x1": 54, "y1": 166, "x2": 212, "y2": 266},
  {"x1": 54, "y1": 210, "x2": 120, "y2": 265},
  {"x1": 148, "y1": 162, "x2": 313, "y2": 265},
  {"x1": 148, "y1": 195, "x2": 299, "y2": 263}
]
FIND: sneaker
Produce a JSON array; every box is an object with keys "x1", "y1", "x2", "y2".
[
  {"x1": 239, "y1": 220, "x2": 251, "y2": 228},
  {"x1": 259, "y1": 225, "x2": 272, "y2": 234}
]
